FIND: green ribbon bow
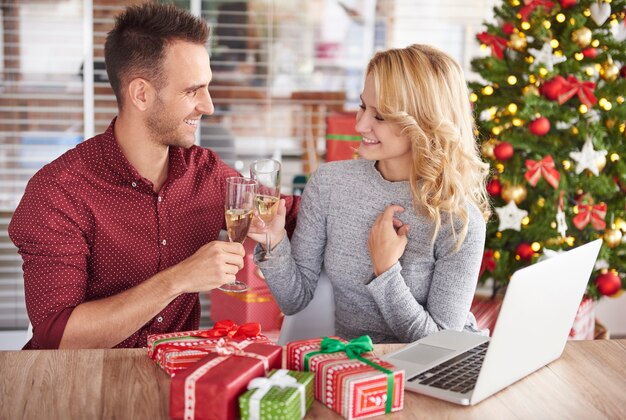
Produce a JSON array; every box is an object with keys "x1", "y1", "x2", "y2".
[{"x1": 303, "y1": 336, "x2": 394, "y2": 414}]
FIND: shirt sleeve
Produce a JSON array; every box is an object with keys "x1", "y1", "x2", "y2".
[
  {"x1": 366, "y1": 205, "x2": 486, "y2": 342},
  {"x1": 254, "y1": 168, "x2": 324, "y2": 315},
  {"x1": 8, "y1": 174, "x2": 90, "y2": 349}
]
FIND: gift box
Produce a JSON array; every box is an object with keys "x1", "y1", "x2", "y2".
[
  {"x1": 325, "y1": 112, "x2": 360, "y2": 162},
  {"x1": 286, "y1": 336, "x2": 404, "y2": 419},
  {"x1": 239, "y1": 369, "x2": 315, "y2": 420},
  {"x1": 147, "y1": 320, "x2": 271, "y2": 375},
  {"x1": 170, "y1": 340, "x2": 282, "y2": 420},
  {"x1": 569, "y1": 297, "x2": 596, "y2": 340},
  {"x1": 211, "y1": 286, "x2": 283, "y2": 332}
]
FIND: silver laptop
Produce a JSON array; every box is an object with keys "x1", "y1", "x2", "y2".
[{"x1": 381, "y1": 239, "x2": 602, "y2": 405}]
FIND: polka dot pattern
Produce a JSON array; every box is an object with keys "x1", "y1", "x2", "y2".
[{"x1": 8, "y1": 118, "x2": 240, "y2": 349}]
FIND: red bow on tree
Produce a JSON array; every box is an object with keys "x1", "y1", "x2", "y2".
[
  {"x1": 479, "y1": 249, "x2": 497, "y2": 277},
  {"x1": 477, "y1": 32, "x2": 508, "y2": 59},
  {"x1": 525, "y1": 155, "x2": 560, "y2": 188},
  {"x1": 573, "y1": 197, "x2": 607, "y2": 231},
  {"x1": 196, "y1": 320, "x2": 262, "y2": 340},
  {"x1": 519, "y1": 0, "x2": 555, "y2": 21},
  {"x1": 557, "y1": 75, "x2": 597, "y2": 108}
]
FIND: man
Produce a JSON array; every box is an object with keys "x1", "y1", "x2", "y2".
[{"x1": 8, "y1": 3, "x2": 299, "y2": 350}]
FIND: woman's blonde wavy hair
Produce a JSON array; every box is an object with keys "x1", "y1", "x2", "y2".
[{"x1": 367, "y1": 44, "x2": 491, "y2": 251}]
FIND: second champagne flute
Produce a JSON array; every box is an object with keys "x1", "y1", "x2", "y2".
[
  {"x1": 218, "y1": 176, "x2": 257, "y2": 293},
  {"x1": 250, "y1": 159, "x2": 281, "y2": 262}
]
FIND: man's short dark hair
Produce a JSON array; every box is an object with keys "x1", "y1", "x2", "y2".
[{"x1": 104, "y1": 3, "x2": 210, "y2": 107}]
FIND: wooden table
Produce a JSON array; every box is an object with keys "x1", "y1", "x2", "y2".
[{"x1": 1, "y1": 340, "x2": 625, "y2": 419}]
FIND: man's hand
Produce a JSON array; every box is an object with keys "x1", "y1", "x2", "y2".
[
  {"x1": 167, "y1": 240, "x2": 246, "y2": 293},
  {"x1": 368, "y1": 205, "x2": 410, "y2": 276},
  {"x1": 247, "y1": 198, "x2": 287, "y2": 251}
]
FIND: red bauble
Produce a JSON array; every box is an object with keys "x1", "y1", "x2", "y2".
[
  {"x1": 502, "y1": 22, "x2": 515, "y2": 35},
  {"x1": 540, "y1": 76, "x2": 566, "y2": 101},
  {"x1": 582, "y1": 48, "x2": 597, "y2": 59},
  {"x1": 494, "y1": 142, "x2": 514, "y2": 161},
  {"x1": 595, "y1": 271, "x2": 621, "y2": 296},
  {"x1": 516, "y1": 243, "x2": 534, "y2": 261},
  {"x1": 620, "y1": 65, "x2": 626, "y2": 79},
  {"x1": 529, "y1": 117, "x2": 550, "y2": 136},
  {"x1": 559, "y1": 0, "x2": 577, "y2": 8},
  {"x1": 486, "y1": 178, "x2": 502, "y2": 196}
]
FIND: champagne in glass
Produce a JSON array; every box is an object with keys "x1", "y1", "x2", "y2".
[
  {"x1": 218, "y1": 177, "x2": 257, "y2": 293},
  {"x1": 250, "y1": 159, "x2": 281, "y2": 262}
]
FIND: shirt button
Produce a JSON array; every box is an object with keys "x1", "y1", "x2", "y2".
[
  {"x1": 162, "y1": 239, "x2": 167, "y2": 246},
  {"x1": 158, "y1": 196, "x2": 162, "y2": 202},
  {"x1": 131, "y1": 182, "x2": 137, "y2": 188},
  {"x1": 157, "y1": 316, "x2": 163, "y2": 323}
]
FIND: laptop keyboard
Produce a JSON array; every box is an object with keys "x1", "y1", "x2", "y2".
[{"x1": 408, "y1": 341, "x2": 489, "y2": 394}]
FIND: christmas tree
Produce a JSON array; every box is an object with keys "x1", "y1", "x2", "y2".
[{"x1": 470, "y1": 0, "x2": 626, "y2": 300}]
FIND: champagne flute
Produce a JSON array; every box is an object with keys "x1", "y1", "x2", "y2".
[
  {"x1": 218, "y1": 176, "x2": 257, "y2": 293},
  {"x1": 250, "y1": 159, "x2": 281, "y2": 262}
]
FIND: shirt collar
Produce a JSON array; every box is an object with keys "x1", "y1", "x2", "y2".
[{"x1": 100, "y1": 117, "x2": 189, "y2": 187}]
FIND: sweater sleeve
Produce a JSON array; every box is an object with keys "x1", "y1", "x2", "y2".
[
  {"x1": 366, "y1": 204, "x2": 486, "y2": 342},
  {"x1": 254, "y1": 167, "x2": 327, "y2": 315}
]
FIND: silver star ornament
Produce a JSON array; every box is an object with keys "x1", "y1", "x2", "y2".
[
  {"x1": 569, "y1": 137, "x2": 608, "y2": 176},
  {"x1": 528, "y1": 43, "x2": 567, "y2": 71},
  {"x1": 495, "y1": 200, "x2": 529, "y2": 232}
]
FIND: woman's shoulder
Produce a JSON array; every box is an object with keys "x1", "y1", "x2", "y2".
[{"x1": 314, "y1": 159, "x2": 373, "y2": 181}]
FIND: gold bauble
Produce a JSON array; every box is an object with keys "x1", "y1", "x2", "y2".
[
  {"x1": 501, "y1": 183, "x2": 528, "y2": 205},
  {"x1": 481, "y1": 139, "x2": 498, "y2": 159},
  {"x1": 600, "y1": 60, "x2": 620, "y2": 82},
  {"x1": 615, "y1": 218, "x2": 626, "y2": 232},
  {"x1": 571, "y1": 27, "x2": 592, "y2": 48},
  {"x1": 606, "y1": 118, "x2": 616, "y2": 130},
  {"x1": 523, "y1": 85, "x2": 539, "y2": 96},
  {"x1": 509, "y1": 33, "x2": 527, "y2": 51},
  {"x1": 603, "y1": 228, "x2": 623, "y2": 248},
  {"x1": 595, "y1": 154, "x2": 607, "y2": 173}
]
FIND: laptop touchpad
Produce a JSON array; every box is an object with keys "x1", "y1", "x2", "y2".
[{"x1": 393, "y1": 343, "x2": 455, "y2": 365}]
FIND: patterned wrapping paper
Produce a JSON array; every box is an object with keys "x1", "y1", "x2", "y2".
[
  {"x1": 569, "y1": 297, "x2": 596, "y2": 340},
  {"x1": 286, "y1": 336, "x2": 405, "y2": 420},
  {"x1": 169, "y1": 340, "x2": 283, "y2": 420},
  {"x1": 239, "y1": 369, "x2": 315, "y2": 420},
  {"x1": 147, "y1": 320, "x2": 272, "y2": 375},
  {"x1": 325, "y1": 112, "x2": 361, "y2": 162}
]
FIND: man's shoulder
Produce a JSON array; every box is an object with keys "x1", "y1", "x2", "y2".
[{"x1": 33, "y1": 135, "x2": 101, "y2": 182}]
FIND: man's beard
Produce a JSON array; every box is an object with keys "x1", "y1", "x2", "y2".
[{"x1": 145, "y1": 97, "x2": 193, "y2": 148}]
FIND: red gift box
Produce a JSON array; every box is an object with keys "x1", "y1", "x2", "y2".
[
  {"x1": 286, "y1": 336, "x2": 404, "y2": 419},
  {"x1": 211, "y1": 286, "x2": 283, "y2": 332},
  {"x1": 326, "y1": 112, "x2": 360, "y2": 162},
  {"x1": 147, "y1": 321, "x2": 271, "y2": 375},
  {"x1": 170, "y1": 339, "x2": 282, "y2": 420},
  {"x1": 569, "y1": 297, "x2": 596, "y2": 340}
]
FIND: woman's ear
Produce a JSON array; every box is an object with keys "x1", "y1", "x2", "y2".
[{"x1": 126, "y1": 78, "x2": 155, "y2": 112}]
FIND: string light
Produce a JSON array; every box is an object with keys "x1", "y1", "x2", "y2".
[
  {"x1": 583, "y1": 9, "x2": 591, "y2": 17},
  {"x1": 469, "y1": 93, "x2": 478, "y2": 102},
  {"x1": 492, "y1": 126, "x2": 502, "y2": 135},
  {"x1": 579, "y1": 104, "x2": 588, "y2": 114},
  {"x1": 562, "y1": 160, "x2": 572, "y2": 170},
  {"x1": 571, "y1": 127, "x2": 579, "y2": 135},
  {"x1": 528, "y1": 74, "x2": 537, "y2": 83},
  {"x1": 539, "y1": 68, "x2": 548, "y2": 77},
  {"x1": 521, "y1": 216, "x2": 530, "y2": 226},
  {"x1": 507, "y1": 75, "x2": 518, "y2": 85},
  {"x1": 521, "y1": 22, "x2": 531, "y2": 30},
  {"x1": 574, "y1": 52, "x2": 584, "y2": 61},
  {"x1": 556, "y1": 13, "x2": 566, "y2": 23},
  {"x1": 507, "y1": 103, "x2": 518, "y2": 114},
  {"x1": 496, "y1": 231, "x2": 503, "y2": 238},
  {"x1": 609, "y1": 153, "x2": 620, "y2": 162},
  {"x1": 585, "y1": 67, "x2": 595, "y2": 76},
  {"x1": 543, "y1": 21, "x2": 551, "y2": 29},
  {"x1": 551, "y1": 221, "x2": 557, "y2": 228},
  {"x1": 616, "y1": 96, "x2": 624, "y2": 104},
  {"x1": 512, "y1": 118, "x2": 523, "y2": 126},
  {"x1": 550, "y1": 39, "x2": 560, "y2": 48},
  {"x1": 531, "y1": 242, "x2": 541, "y2": 252},
  {"x1": 537, "y1": 197, "x2": 545, "y2": 207},
  {"x1": 591, "y1": 40, "x2": 600, "y2": 47},
  {"x1": 482, "y1": 86, "x2": 494, "y2": 95},
  {"x1": 496, "y1": 163, "x2": 505, "y2": 173},
  {"x1": 494, "y1": 251, "x2": 501, "y2": 259}
]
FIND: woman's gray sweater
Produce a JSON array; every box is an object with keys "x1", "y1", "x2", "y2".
[{"x1": 256, "y1": 159, "x2": 486, "y2": 343}]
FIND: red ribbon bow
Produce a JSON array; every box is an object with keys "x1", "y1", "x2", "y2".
[
  {"x1": 479, "y1": 249, "x2": 496, "y2": 277},
  {"x1": 196, "y1": 320, "x2": 262, "y2": 340},
  {"x1": 519, "y1": 0, "x2": 555, "y2": 21},
  {"x1": 525, "y1": 155, "x2": 560, "y2": 188},
  {"x1": 573, "y1": 198, "x2": 607, "y2": 231},
  {"x1": 477, "y1": 32, "x2": 508, "y2": 59},
  {"x1": 557, "y1": 75, "x2": 597, "y2": 108}
]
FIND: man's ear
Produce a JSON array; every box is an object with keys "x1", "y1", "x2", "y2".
[{"x1": 126, "y1": 78, "x2": 155, "y2": 111}]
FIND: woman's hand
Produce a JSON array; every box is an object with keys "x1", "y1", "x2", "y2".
[
  {"x1": 368, "y1": 205, "x2": 410, "y2": 276},
  {"x1": 247, "y1": 198, "x2": 287, "y2": 250}
]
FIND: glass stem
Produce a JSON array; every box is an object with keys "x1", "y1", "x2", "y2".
[{"x1": 265, "y1": 232, "x2": 271, "y2": 257}]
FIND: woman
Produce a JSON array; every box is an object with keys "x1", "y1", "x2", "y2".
[{"x1": 250, "y1": 44, "x2": 490, "y2": 343}]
